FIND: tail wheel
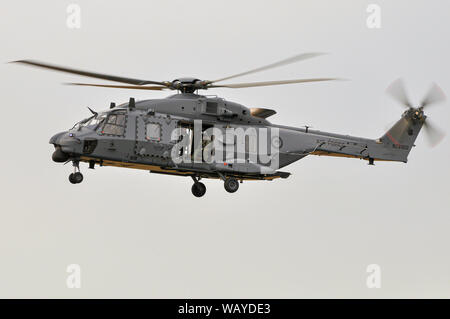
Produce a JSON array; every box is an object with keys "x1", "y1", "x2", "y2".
[
  {"x1": 224, "y1": 177, "x2": 239, "y2": 193},
  {"x1": 191, "y1": 182, "x2": 206, "y2": 197}
]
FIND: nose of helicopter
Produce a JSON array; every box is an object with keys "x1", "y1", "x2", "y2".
[
  {"x1": 49, "y1": 131, "x2": 81, "y2": 162},
  {"x1": 49, "y1": 131, "x2": 66, "y2": 145}
]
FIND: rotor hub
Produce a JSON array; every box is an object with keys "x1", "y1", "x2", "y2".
[
  {"x1": 411, "y1": 107, "x2": 425, "y2": 121},
  {"x1": 171, "y1": 78, "x2": 204, "y2": 93}
]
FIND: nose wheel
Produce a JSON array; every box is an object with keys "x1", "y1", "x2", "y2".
[
  {"x1": 191, "y1": 176, "x2": 206, "y2": 197},
  {"x1": 69, "y1": 161, "x2": 84, "y2": 184}
]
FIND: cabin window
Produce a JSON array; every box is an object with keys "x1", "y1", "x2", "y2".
[
  {"x1": 100, "y1": 113, "x2": 126, "y2": 136},
  {"x1": 146, "y1": 123, "x2": 161, "y2": 141},
  {"x1": 205, "y1": 101, "x2": 218, "y2": 114}
]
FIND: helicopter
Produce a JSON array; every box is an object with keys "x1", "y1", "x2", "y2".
[{"x1": 12, "y1": 53, "x2": 446, "y2": 197}]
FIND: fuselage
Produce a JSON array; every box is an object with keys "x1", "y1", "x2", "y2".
[{"x1": 50, "y1": 93, "x2": 419, "y2": 181}]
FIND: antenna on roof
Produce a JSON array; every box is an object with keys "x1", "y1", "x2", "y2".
[{"x1": 129, "y1": 97, "x2": 135, "y2": 110}]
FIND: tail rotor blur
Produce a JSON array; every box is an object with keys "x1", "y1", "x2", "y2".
[{"x1": 386, "y1": 78, "x2": 446, "y2": 147}]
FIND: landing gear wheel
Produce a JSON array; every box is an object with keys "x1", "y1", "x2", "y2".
[
  {"x1": 191, "y1": 182, "x2": 206, "y2": 197},
  {"x1": 73, "y1": 172, "x2": 83, "y2": 184},
  {"x1": 224, "y1": 177, "x2": 239, "y2": 193},
  {"x1": 69, "y1": 172, "x2": 83, "y2": 184},
  {"x1": 69, "y1": 173, "x2": 77, "y2": 184}
]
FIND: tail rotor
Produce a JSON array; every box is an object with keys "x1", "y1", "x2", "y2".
[{"x1": 386, "y1": 78, "x2": 447, "y2": 147}]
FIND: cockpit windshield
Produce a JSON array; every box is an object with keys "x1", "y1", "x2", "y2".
[{"x1": 72, "y1": 113, "x2": 107, "y2": 130}]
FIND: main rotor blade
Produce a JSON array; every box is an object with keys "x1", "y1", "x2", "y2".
[
  {"x1": 12, "y1": 60, "x2": 167, "y2": 86},
  {"x1": 420, "y1": 82, "x2": 446, "y2": 109},
  {"x1": 209, "y1": 77, "x2": 339, "y2": 89},
  {"x1": 423, "y1": 119, "x2": 445, "y2": 147},
  {"x1": 66, "y1": 83, "x2": 168, "y2": 90},
  {"x1": 386, "y1": 78, "x2": 412, "y2": 108},
  {"x1": 210, "y1": 52, "x2": 325, "y2": 83}
]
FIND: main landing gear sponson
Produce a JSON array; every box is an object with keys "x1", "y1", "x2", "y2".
[
  {"x1": 69, "y1": 161, "x2": 83, "y2": 184},
  {"x1": 191, "y1": 176, "x2": 206, "y2": 197}
]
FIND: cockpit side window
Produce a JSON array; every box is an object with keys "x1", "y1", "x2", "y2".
[
  {"x1": 99, "y1": 112, "x2": 127, "y2": 136},
  {"x1": 88, "y1": 114, "x2": 107, "y2": 128}
]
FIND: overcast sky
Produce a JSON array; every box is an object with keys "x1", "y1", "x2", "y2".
[{"x1": 0, "y1": 0, "x2": 449, "y2": 298}]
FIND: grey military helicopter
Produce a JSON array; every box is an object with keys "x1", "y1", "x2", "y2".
[{"x1": 12, "y1": 53, "x2": 446, "y2": 197}]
